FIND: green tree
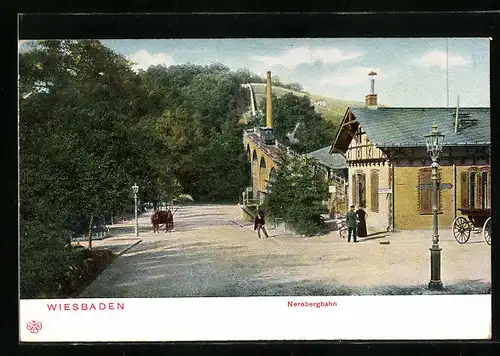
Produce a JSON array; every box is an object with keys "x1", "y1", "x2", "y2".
[
  {"x1": 139, "y1": 63, "x2": 251, "y2": 202},
  {"x1": 264, "y1": 153, "x2": 329, "y2": 236},
  {"x1": 261, "y1": 92, "x2": 335, "y2": 154},
  {"x1": 19, "y1": 40, "x2": 155, "y2": 297},
  {"x1": 283, "y1": 82, "x2": 304, "y2": 92}
]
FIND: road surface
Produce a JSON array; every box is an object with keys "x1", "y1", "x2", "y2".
[{"x1": 80, "y1": 204, "x2": 491, "y2": 297}]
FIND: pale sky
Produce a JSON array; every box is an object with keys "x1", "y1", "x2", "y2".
[{"x1": 23, "y1": 38, "x2": 491, "y2": 107}]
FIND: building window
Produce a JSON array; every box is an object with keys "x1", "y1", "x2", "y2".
[
  {"x1": 469, "y1": 171, "x2": 476, "y2": 209},
  {"x1": 418, "y1": 167, "x2": 441, "y2": 214},
  {"x1": 461, "y1": 168, "x2": 490, "y2": 210},
  {"x1": 351, "y1": 171, "x2": 366, "y2": 207},
  {"x1": 370, "y1": 170, "x2": 379, "y2": 213}
]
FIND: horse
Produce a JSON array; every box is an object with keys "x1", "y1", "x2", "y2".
[{"x1": 151, "y1": 209, "x2": 174, "y2": 233}]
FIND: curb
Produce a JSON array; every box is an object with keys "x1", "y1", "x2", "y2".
[
  {"x1": 116, "y1": 239, "x2": 143, "y2": 257},
  {"x1": 229, "y1": 220, "x2": 252, "y2": 228},
  {"x1": 77, "y1": 239, "x2": 142, "y2": 298}
]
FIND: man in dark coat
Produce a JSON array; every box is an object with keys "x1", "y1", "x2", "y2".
[
  {"x1": 254, "y1": 209, "x2": 269, "y2": 239},
  {"x1": 345, "y1": 205, "x2": 358, "y2": 243}
]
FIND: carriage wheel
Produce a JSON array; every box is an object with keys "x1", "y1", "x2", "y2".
[
  {"x1": 452, "y1": 216, "x2": 471, "y2": 244},
  {"x1": 483, "y1": 217, "x2": 491, "y2": 245}
]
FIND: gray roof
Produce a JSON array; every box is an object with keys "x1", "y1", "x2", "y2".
[
  {"x1": 307, "y1": 146, "x2": 347, "y2": 169},
  {"x1": 350, "y1": 107, "x2": 490, "y2": 147}
]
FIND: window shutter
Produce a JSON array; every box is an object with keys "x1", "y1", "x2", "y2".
[
  {"x1": 352, "y1": 174, "x2": 357, "y2": 206},
  {"x1": 481, "y1": 170, "x2": 489, "y2": 209},
  {"x1": 476, "y1": 172, "x2": 484, "y2": 208},
  {"x1": 370, "y1": 170, "x2": 379, "y2": 213},
  {"x1": 460, "y1": 171, "x2": 469, "y2": 209},
  {"x1": 419, "y1": 168, "x2": 432, "y2": 214}
]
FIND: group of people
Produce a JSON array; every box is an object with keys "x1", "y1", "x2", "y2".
[
  {"x1": 345, "y1": 204, "x2": 368, "y2": 243},
  {"x1": 253, "y1": 205, "x2": 368, "y2": 242}
]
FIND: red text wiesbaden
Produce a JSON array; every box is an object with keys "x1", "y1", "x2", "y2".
[{"x1": 47, "y1": 302, "x2": 125, "y2": 311}]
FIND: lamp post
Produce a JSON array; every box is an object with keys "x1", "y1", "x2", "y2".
[
  {"x1": 424, "y1": 124, "x2": 445, "y2": 290},
  {"x1": 132, "y1": 183, "x2": 139, "y2": 236}
]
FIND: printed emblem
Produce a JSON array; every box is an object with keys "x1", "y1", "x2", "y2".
[{"x1": 26, "y1": 320, "x2": 43, "y2": 334}]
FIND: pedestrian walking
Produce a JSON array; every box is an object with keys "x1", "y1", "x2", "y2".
[
  {"x1": 356, "y1": 205, "x2": 368, "y2": 238},
  {"x1": 254, "y1": 209, "x2": 269, "y2": 239},
  {"x1": 346, "y1": 205, "x2": 358, "y2": 243}
]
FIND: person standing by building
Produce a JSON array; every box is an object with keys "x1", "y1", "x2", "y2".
[
  {"x1": 346, "y1": 205, "x2": 358, "y2": 243},
  {"x1": 254, "y1": 209, "x2": 269, "y2": 239},
  {"x1": 356, "y1": 204, "x2": 367, "y2": 238}
]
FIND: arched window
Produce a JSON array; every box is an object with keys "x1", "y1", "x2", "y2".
[{"x1": 247, "y1": 145, "x2": 251, "y2": 161}]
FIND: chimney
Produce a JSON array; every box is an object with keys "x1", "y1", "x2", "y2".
[
  {"x1": 266, "y1": 71, "x2": 273, "y2": 128},
  {"x1": 365, "y1": 71, "x2": 378, "y2": 109},
  {"x1": 259, "y1": 71, "x2": 276, "y2": 145}
]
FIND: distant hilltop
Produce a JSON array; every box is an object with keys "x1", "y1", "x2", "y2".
[{"x1": 245, "y1": 82, "x2": 365, "y2": 119}]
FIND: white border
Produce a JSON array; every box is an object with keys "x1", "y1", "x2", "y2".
[{"x1": 20, "y1": 295, "x2": 491, "y2": 342}]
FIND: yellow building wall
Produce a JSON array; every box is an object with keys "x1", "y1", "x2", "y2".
[
  {"x1": 394, "y1": 166, "x2": 454, "y2": 230},
  {"x1": 393, "y1": 165, "x2": 490, "y2": 230}
]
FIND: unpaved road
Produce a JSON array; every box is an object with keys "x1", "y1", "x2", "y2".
[{"x1": 80, "y1": 204, "x2": 491, "y2": 297}]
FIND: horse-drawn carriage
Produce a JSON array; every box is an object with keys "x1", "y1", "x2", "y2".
[
  {"x1": 151, "y1": 209, "x2": 175, "y2": 233},
  {"x1": 452, "y1": 208, "x2": 491, "y2": 245}
]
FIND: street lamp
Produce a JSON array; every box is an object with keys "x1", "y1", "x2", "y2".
[
  {"x1": 424, "y1": 124, "x2": 445, "y2": 290},
  {"x1": 132, "y1": 183, "x2": 139, "y2": 236}
]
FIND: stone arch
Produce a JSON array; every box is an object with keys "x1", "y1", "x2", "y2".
[
  {"x1": 259, "y1": 157, "x2": 267, "y2": 192},
  {"x1": 267, "y1": 167, "x2": 277, "y2": 193},
  {"x1": 269, "y1": 167, "x2": 277, "y2": 180},
  {"x1": 247, "y1": 144, "x2": 251, "y2": 161},
  {"x1": 252, "y1": 150, "x2": 259, "y2": 198}
]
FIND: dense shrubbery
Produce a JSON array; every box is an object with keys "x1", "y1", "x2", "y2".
[{"x1": 264, "y1": 153, "x2": 330, "y2": 236}]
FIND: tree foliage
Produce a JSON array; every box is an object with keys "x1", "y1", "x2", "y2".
[
  {"x1": 258, "y1": 93, "x2": 335, "y2": 154},
  {"x1": 19, "y1": 40, "x2": 156, "y2": 297},
  {"x1": 264, "y1": 153, "x2": 329, "y2": 236}
]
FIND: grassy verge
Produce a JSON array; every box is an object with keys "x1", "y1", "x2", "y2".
[{"x1": 35, "y1": 247, "x2": 117, "y2": 299}]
